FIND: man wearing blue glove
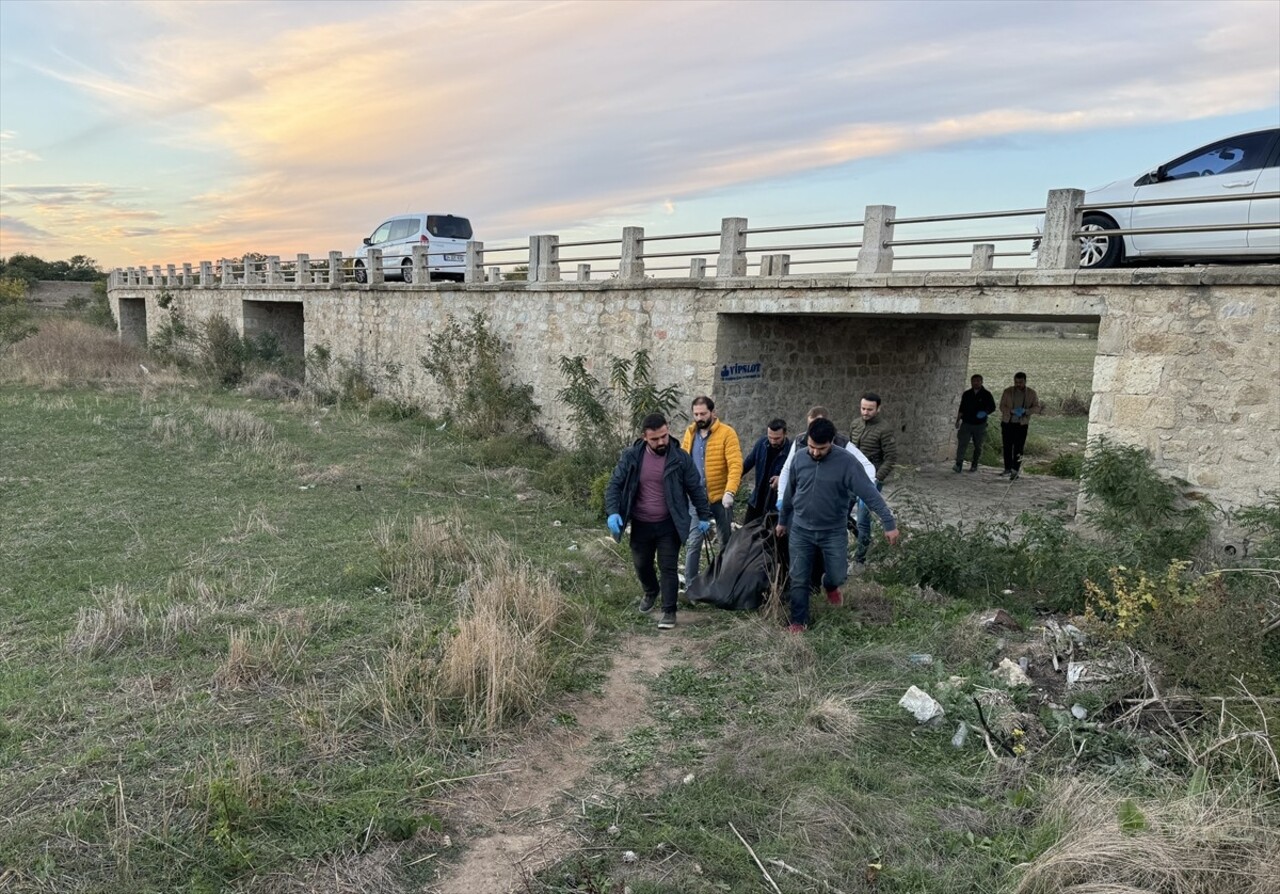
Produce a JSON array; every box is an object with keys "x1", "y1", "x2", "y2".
[
  {"x1": 998, "y1": 372, "x2": 1043, "y2": 480},
  {"x1": 605, "y1": 413, "x2": 713, "y2": 630},
  {"x1": 776, "y1": 418, "x2": 898, "y2": 632},
  {"x1": 954, "y1": 374, "x2": 997, "y2": 473}
]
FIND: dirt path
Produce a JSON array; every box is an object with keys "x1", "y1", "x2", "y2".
[
  {"x1": 884, "y1": 464, "x2": 1079, "y2": 532},
  {"x1": 425, "y1": 634, "x2": 684, "y2": 894}
]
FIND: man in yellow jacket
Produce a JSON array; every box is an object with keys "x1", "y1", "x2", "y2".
[{"x1": 681, "y1": 395, "x2": 744, "y2": 586}]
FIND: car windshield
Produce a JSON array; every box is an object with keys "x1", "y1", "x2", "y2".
[{"x1": 426, "y1": 215, "x2": 473, "y2": 240}]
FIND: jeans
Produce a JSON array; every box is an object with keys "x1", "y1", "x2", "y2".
[
  {"x1": 955, "y1": 422, "x2": 987, "y2": 468},
  {"x1": 685, "y1": 500, "x2": 731, "y2": 584},
  {"x1": 1002, "y1": 422, "x2": 1029, "y2": 472},
  {"x1": 787, "y1": 525, "x2": 848, "y2": 627},
  {"x1": 854, "y1": 479, "x2": 883, "y2": 564},
  {"x1": 629, "y1": 517, "x2": 682, "y2": 614}
]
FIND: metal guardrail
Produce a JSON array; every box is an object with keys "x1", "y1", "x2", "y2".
[{"x1": 112, "y1": 187, "x2": 1278, "y2": 288}]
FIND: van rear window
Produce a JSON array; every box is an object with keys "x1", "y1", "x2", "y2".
[{"x1": 426, "y1": 215, "x2": 473, "y2": 240}]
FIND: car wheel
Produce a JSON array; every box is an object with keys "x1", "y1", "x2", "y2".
[
  {"x1": 354, "y1": 261, "x2": 367, "y2": 284},
  {"x1": 401, "y1": 260, "x2": 413, "y2": 283},
  {"x1": 1079, "y1": 213, "x2": 1123, "y2": 269}
]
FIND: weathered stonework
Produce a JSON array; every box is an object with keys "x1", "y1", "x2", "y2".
[{"x1": 109, "y1": 267, "x2": 1280, "y2": 526}]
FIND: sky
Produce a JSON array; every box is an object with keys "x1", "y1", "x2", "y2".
[{"x1": 1, "y1": 0, "x2": 1278, "y2": 271}]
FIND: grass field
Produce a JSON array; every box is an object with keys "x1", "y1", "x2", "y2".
[{"x1": 2, "y1": 318, "x2": 1276, "y2": 894}]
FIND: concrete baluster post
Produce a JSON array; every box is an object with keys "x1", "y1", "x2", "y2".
[
  {"x1": 296, "y1": 254, "x2": 311, "y2": 285},
  {"x1": 465, "y1": 240, "x2": 483, "y2": 284},
  {"x1": 1037, "y1": 188, "x2": 1084, "y2": 270},
  {"x1": 689, "y1": 258, "x2": 707, "y2": 279},
  {"x1": 620, "y1": 227, "x2": 645, "y2": 281},
  {"x1": 221, "y1": 259, "x2": 233, "y2": 286},
  {"x1": 717, "y1": 217, "x2": 747, "y2": 278},
  {"x1": 200, "y1": 262, "x2": 213, "y2": 286},
  {"x1": 488, "y1": 266, "x2": 501, "y2": 283},
  {"x1": 856, "y1": 205, "x2": 896, "y2": 274},
  {"x1": 764, "y1": 254, "x2": 790, "y2": 276},
  {"x1": 182, "y1": 263, "x2": 193, "y2": 286},
  {"x1": 526, "y1": 236, "x2": 541, "y2": 283},
  {"x1": 411, "y1": 245, "x2": 429, "y2": 284},
  {"x1": 243, "y1": 255, "x2": 257, "y2": 285},
  {"x1": 328, "y1": 251, "x2": 343, "y2": 288},
  {"x1": 152, "y1": 265, "x2": 163, "y2": 287},
  {"x1": 266, "y1": 255, "x2": 282, "y2": 285},
  {"x1": 577, "y1": 264, "x2": 591, "y2": 282},
  {"x1": 535, "y1": 235, "x2": 560, "y2": 282},
  {"x1": 122, "y1": 267, "x2": 133, "y2": 286},
  {"x1": 367, "y1": 248, "x2": 384, "y2": 285},
  {"x1": 970, "y1": 244, "x2": 995, "y2": 272},
  {"x1": 165, "y1": 264, "x2": 176, "y2": 286}
]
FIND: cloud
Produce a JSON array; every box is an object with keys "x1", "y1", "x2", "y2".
[{"x1": 2, "y1": 0, "x2": 1277, "y2": 265}]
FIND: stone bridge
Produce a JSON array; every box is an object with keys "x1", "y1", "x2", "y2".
[{"x1": 108, "y1": 261, "x2": 1280, "y2": 527}]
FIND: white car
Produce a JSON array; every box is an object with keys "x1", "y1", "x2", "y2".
[
  {"x1": 353, "y1": 213, "x2": 473, "y2": 283},
  {"x1": 1073, "y1": 128, "x2": 1279, "y2": 268}
]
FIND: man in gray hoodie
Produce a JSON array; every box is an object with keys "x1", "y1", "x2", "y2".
[{"x1": 776, "y1": 418, "x2": 899, "y2": 632}]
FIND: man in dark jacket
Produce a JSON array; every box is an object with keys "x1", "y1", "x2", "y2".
[
  {"x1": 954, "y1": 374, "x2": 997, "y2": 473},
  {"x1": 740, "y1": 418, "x2": 788, "y2": 524},
  {"x1": 848, "y1": 392, "x2": 897, "y2": 566},
  {"x1": 605, "y1": 413, "x2": 713, "y2": 630},
  {"x1": 776, "y1": 418, "x2": 898, "y2": 632}
]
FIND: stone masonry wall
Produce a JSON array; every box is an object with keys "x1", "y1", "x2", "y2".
[
  {"x1": 1091, "y1": 284, "x2": 1280, "y2": 516},
  {"x1": 712, "y1": 314, "x2": 969, "y2": 464}
]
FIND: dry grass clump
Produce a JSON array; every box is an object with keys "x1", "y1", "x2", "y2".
[
  {"x1": 151, "y1": 413, "x2": 194, "y2": 445},
  {"x1": 1015, "y1": 778, "x2": 1280, "y2": 894},
  {"x1": 65, "y1": 584, "x2": 149, "y2": 657},
  {"x1": 438, "y1": 557, "x2": 568, "y2": 735},
  {"x1": 0, "y1": 316, "x2": 181, "y2": 387},
  {"x1": 241, "y1": 371, "x2": 302, "y2": 401},
  {"x1": 214, "y1": 620, "x2": 309, "y2": 689},
  {"x1": 373, "y1": 512, "x2": 479, "y2": 599},
  {"x1": 803, "y1": 685, "x2": 884, "y2": 743},
  {"x1": 200, "y1": 407, "x2": 275, "y2": 446}
]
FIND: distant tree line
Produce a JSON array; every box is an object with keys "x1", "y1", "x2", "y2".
[{"x1": 0, "y1": 254, "x2": 104, "y2": 285}]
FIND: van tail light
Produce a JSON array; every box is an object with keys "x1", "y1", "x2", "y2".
[{"x1": 420, "y1": 235, "x2": 430, "y2": 245}]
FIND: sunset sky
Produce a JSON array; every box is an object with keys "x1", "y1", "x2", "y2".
[{"x1": 1, "y1": 0, "x2": 1277, "y2": 271}]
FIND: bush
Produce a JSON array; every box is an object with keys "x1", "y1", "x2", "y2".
[
  {"x1": 202, "y1": 315, "x2": 247, "y2": 387},
  {"x1": 973, "y1": 320, "x2": 1003, "y2": 338},
  {"x1": 557, "y1": 349, "x2": 681, "y2": 458},
  {"x1": 0, "y1": 275, "x2": 36, "y2": 355},
  {"x1": 1047, "y1": 452, "x2": 1083, "y2": 479},
  {"x1": 1059, "y1": 390, "x2": 1091, "y2": 417},
  {"x1": 419, "y1": 312, "x2": 539, "y2": 437}
]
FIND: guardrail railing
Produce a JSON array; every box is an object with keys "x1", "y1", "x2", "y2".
[{"x1": 111, "y1": 187, "x2": 1278, "y2": 289}]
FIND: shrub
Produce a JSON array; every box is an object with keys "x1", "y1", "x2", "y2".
[
  {"x1": 419, "y1": 312, "x2": 539, "y2": 437},
  {"x1": 1059, "y1": 390, "x2": 1091, "y2": 417},
  {"x1": 1047, "y1": 452, "x2": 1082, "y2": 479},
  {"x1": 201, "y1": 315, "x2": 247, "y2": 386},
  {"x1": 973, "y1": 320, "x2": 1002, "y2": 338},
  {"x1": 557, "y1": 349, "x2": 681, "y2": 456},
  {"x1": 0, "y1": 275, "x2": 36, "y2": 355}
]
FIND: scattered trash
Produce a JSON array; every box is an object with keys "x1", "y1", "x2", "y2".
[
  {"x1": 980, "y1": 608, "x2": 1022, "y2": 632},
  {"x1": 993, "y1": 658, "x2": 1032, "y2": 687},
  {"x1": 1071, "y1": 704, "x2": 1089, "y2": 720},
  {"x1": 621, "y1": 850, "x2": 638, "y2": 863},
  {"x1": 567, "y1": 543, "x2": 579, "y2": 551},
  {"x1": 951, "y1": 721, "x2": 969, "y2": 748},
  {"x1": 907, "y1": 653, "x2": 934, "y2": 666},
  {"x1": 682, "y1": 773, "x2": 696, "y2": 785},
  {"x1": 1001, "y1": 588, "x2": 1014, "y2": 595},
  {"x1": 1018, "y1": 656, "x2": 1030, "y2": 673},
  {"x1": 899, "y1": 685, "x2": 945, "y2": 724},
  {"x1": 553, "y1": 520, "x2": 562, "y2": 527},
  {"x1": 1067, "y1": 660, "x2": 1120, "y2": 687},
  {"x1": 607, "y1": 824, "x2": 621, "y2": 837},
  {"x1": 1061, "y1": 623, "x2": 1087, "y2": 644}
]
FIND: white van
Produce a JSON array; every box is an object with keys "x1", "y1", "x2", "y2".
[{"x1": 352, "y1": 213, "x2": 473, "y2": 283}]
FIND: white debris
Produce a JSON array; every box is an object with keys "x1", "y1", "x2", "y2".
[
  {"x1": 899, "y1": 685, "x2": 946, "y2": 724},
  {"x1": 1071, "y1": 704, "x2": 1089, "y2": 720},
  {"x1": 993, "y1": 658, "x2": 1032, "y2": 687},
  {"x1": 607, "y1": 824, "x2": 620, "y2": 837},
  {"x1": 951, "y1": 721, "x2": 969, "y2": 748},
  {"x1": 621, "y1": 850, "x2": 638, "y2": 864},
  {"x1": 682, "y1": 773, "x2": 696, "y2": 785}
]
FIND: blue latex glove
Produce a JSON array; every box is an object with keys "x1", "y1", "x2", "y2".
[
  {"x1": 776, "y1": 498, "x2": 784, "y2": 512},
  {"x1": 976, "y1": 410, "x2": 987, "y2": 420},
  {"x1": 607, "y1": 514, "x2": 623, "y2": 537},
  {"x1": 698, "y1": 519, "x2": 711, "y2": 534},
  {"x1": 1013, "y1": 407, "x2": 1026, "y2": 418}
]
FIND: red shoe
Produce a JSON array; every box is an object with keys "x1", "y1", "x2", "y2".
[
  {"x1": 787, "y1": 623, "x2": 807, "y2": 634},
  {"x1": 825, "y1": 587, "x2": 843, "y2": 606}
]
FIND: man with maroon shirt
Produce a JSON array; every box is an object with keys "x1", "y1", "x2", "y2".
[{"x1": 605, "y1": 413, "x2": 713, "y2": 630}]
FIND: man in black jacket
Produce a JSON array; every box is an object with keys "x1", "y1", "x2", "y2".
[
  {"x1": 741, "y1": 418, "x2": 788, "y2": 524},
  {"x1": 954, "y1": 374, "x2": 997, "y2": 473},
  {"x1": 605, "y1": 413, "x2": 713, "y2": 630}
]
